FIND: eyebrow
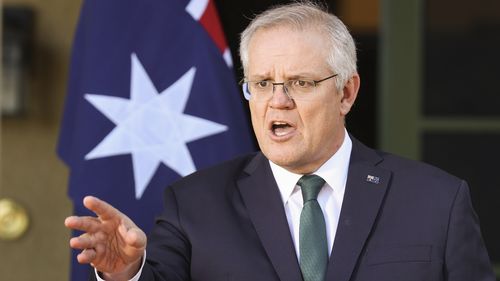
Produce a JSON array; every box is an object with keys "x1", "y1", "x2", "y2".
[
  {"x1": 247, "y1": 74, "x2": 270, "y2": 81},
  {"x1": 248, "y1": 72, "x2": 321, "y2": 81},
  {"x1": 287, "y1": 73, "x2": 318, "y2": 79}
]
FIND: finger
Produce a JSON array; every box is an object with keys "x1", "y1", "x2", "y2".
[
  {"x1": 70, "y1": 233, "x2": 95, "y2": 250},
  {"x1": 65, "y1": 216, "x2": 102, "y2": 233},
  {"x1": 77, "y1": 248, "x2": 97, "y2": 264},
  {"x1": 84, "y1": 196, "x2": 122, "y2": 220}
]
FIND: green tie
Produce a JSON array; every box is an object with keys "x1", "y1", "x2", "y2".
[{"x1": 298, "y1": 174, "x2": 327, "y2": 281}]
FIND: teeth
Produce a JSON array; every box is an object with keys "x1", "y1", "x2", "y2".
[{"x1": 271, "y1": 121, "x2": 293, "y2": 137}]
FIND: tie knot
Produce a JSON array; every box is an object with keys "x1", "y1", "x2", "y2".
[{"x1": 298, "y1": 174, "x2": 325, "y2": 202}]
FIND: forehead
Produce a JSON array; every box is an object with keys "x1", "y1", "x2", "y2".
[{"x1": 247, "y1": 26, "x2": 330, "y2": 76}]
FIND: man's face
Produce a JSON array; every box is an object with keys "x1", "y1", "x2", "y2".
[{"x1": 246, "y1": 26, "x2": 358, "y2": 174}]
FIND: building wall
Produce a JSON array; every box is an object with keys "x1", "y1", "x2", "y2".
[{"x1": 0, "y1": 0, "x2": 81, "y2": 280}]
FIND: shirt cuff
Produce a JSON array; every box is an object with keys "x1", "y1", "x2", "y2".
[{"x1": 94, "y1": 250, "x2": 146, "y2": 281}]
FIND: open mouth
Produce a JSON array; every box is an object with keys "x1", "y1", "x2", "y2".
[{"x1": 271, "y1": 121, "x2": 294, "y2": 137}]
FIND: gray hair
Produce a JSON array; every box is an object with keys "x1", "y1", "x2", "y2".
[{"x1": 239, "y1": 1, "x2": 357, "y2": 91}]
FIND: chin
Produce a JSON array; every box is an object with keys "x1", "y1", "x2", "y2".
[
  {"x1": 265, "y1": 150, "x2": 294, "y2": 164},
  {"x1": 266, "y1": 152, "x2": 304, "y2": 172},
  {"x1": 259, "y1": 138, "x2": 307, "y2": 170}
]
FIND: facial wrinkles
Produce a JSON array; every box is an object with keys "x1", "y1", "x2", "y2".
[
  {"x1": 252, "y1": 48, "x2": 330, "y2": 141},
  {"x1": 247, "y1": 26, "x2": 347, "y2": 173},
  {"x1": 249, "y1": 27, "x2": 325, "y2": 79}
]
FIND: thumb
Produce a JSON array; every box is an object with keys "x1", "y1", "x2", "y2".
[
  {"x1": 118, "y1": 224, "x2": 147, "y2": 249},
  {"x1": 126, "y1": 227, "x2": 147, "y2": 249}
]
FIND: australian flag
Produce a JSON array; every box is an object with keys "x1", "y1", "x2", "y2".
[{"x1": 57, "y1": 0, "x2": 254, "y2": 280}]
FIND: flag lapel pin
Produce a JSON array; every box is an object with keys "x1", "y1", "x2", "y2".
[{"x1": 366, "y1": 175, "x2": 380, "y2": 184}]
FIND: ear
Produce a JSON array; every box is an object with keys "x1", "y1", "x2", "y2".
[{"x1": 339, "y1": 73, "x2": 360, "y2": 116}]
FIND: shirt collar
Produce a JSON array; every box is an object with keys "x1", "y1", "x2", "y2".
[{"x1": 269, "y1": 129, "x2": 352, "y2": 205}]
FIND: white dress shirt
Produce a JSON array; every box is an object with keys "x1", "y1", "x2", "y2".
[
  {"x1": 97, "y1": 131, "x2": 352, "y2": 280},
  {"x1": 269, "y1": 130, "x2": 352, "y2": 260}
]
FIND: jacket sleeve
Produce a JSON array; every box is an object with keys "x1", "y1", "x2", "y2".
[
  {"x1": 139, "y1": 186, "x2": 191, "y2": 281},
  {"x1": 444, "y1": 180, "x2": 495, "y2": 281}
]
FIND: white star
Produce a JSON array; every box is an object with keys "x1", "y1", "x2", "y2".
[{"x1": 84, "y1": 53, "x2": 228, "y2": 199}]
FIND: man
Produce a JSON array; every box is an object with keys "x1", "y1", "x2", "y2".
[{"x1": 65, "y1": 2, "x2": 495, "y2": 281}]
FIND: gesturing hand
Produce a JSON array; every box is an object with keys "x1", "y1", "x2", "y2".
[{"x1": 65, "y1": 196, "x2": 147, "y2": 280}]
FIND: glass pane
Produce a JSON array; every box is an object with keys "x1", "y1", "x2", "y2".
[{"x1": 424, "y1": 0, "x2": 500, "y2": 116}]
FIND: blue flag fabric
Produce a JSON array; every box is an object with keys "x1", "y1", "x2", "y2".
[{"x1": 57, "y1": 0, "x2": 254, "y2": 280}]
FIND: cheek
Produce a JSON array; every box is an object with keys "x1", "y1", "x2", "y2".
[
  {"x1": 249, "y1": 103, "x2": 266, "y2": 133},
  {"x1": 301, "y1": 105, "x2": 339, "y2": 141}
]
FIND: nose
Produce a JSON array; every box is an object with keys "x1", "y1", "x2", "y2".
[{"x1": 270, "y1": 83, "x2": 294, "y2": 109}]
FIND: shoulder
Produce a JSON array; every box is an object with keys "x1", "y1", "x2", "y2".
[
  {"x1": 161, "y1": 152, "x2": 263, "y2": 212},
  {"x1": 351, "y1": 137, "x2": 464, "y2": 197},
  {"x1": 377, "y1": 151, "x2": 466, "y2": 209},
  {"x1": 168, "y1": 152, "x2": 260, "y2": 194},
  {"x1": 378, "y1": 150, "x2": 463, "y2": 188}
]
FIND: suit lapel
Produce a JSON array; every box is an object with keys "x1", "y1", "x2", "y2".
[
  {"x1": 326, "y1": 138, "x2": 392, "y2": 281},
  {"x1": 237, "y1": 153, "x2": 303, "y2": 281}
]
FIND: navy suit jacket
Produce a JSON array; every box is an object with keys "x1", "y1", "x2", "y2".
[{"x1": 131, "y1": 138, "x2": 494, "y2": 281}]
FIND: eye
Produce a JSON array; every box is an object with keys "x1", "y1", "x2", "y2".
[
  {"x1": 291, "y1": 80, "x2": 314, "y2": 88},
  {"x1": 253, "y1": 80, "x2": 271, "y2": 89}
]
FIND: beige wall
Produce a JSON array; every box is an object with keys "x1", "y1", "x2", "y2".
[{"x1": 0, "y1": 0, "x2": 81, "y2": 280}]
